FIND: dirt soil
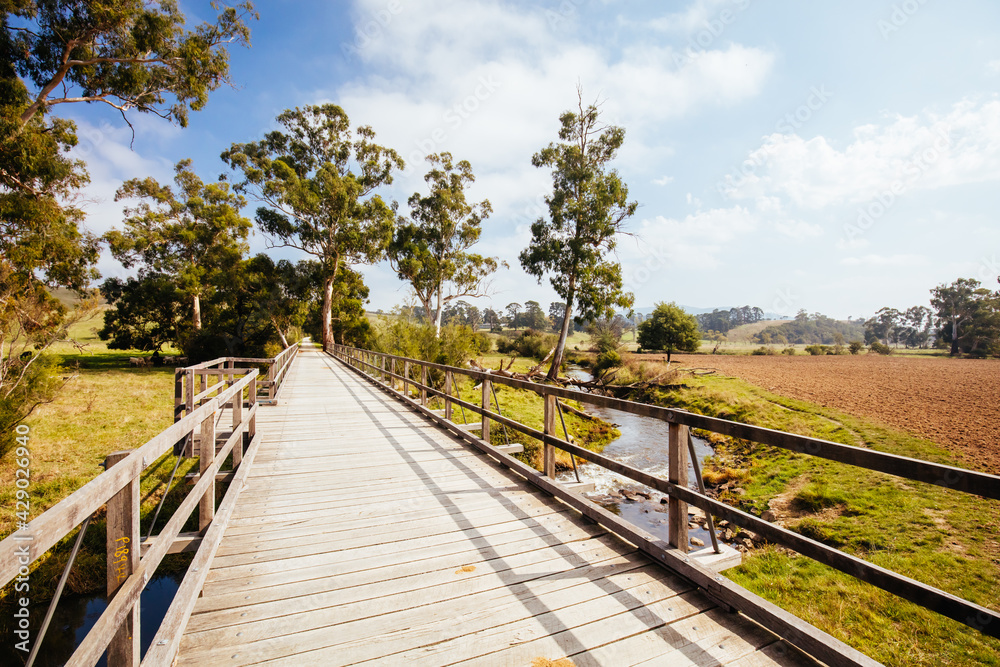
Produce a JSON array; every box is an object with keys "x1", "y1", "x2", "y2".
[{"x1": 665, "y1": 353, "x2": 1000, "y2": 475}]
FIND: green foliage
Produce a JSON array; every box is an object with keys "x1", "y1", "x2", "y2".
[
  {"x1": 496, "y1": 330, "x2": 555, "y2": 361},
  {"x1": 696, "y1": 306, "x2": 765, "y2": 334},
  {"x1": 869, "y1": 341, "x2": 892, "y2": 355},
  {"x1": 519, "y1": 91, "x2": 637, "y2": 378},
  {"x1": 388, "y1": 153, "x2": 501, "y2": 335},
  {"x1": 751, "y1": 346, "x2": 775, "y2": 356},
  {"x1": 781, "y1": 346, "x2": 796, "y2": 355},
  {"x1": 804, "y1": 344, "x2": 829, "y2": 356},
  {"x1": 593, "y1": 349, "x2": 623, "y2": 376},
  {"x1": 99, "y1": 272, "x2": 183, "y2": 351},
  {"x1": 636, "y1": 302, "x2": 700, "y2": 361},
  {"x1": 931, "y1": 277, "x2": 1000, "y2": 356},
  {"x1": 849, "y1": 340, "x2": 864, "y2": 355},
  {"x1": 222, "y1": 104, "x2": 403, "y2": 348},
  {"x1": 373, "y1": 316, "x2": 489, "y2": 367},
  {"x1": 7, "y1": 0, "x2": 257, "y2": 128},
  {"x1": 0, "y1": 353, "x2": 60, "y2": 459},
  {"x1": 105, "y1": 159, "x2": 251, "y2": 329},
  {"x1": 754, "y1": 311, "x2": 864, "y2": 345}
]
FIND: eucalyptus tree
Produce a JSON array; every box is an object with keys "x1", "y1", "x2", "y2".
[
  {"x1": 520, "y1": 91, "x2": 638, "y2": 379},
  {"x1": 222, "y1": 104, "x2": 403, "y2": 347},
  {"x1": 388, "y1": 153, "x2": 501, "y2": 337},
  {"x1": 106, "y1": 159, "x2": 251, "y2": 331}
]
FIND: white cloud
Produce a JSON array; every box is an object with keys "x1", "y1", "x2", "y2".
[
  {"x1": 722, "y1": 98, "x2": 1000, "y2": 208},
  {"x1": 772, "y1": 220, "x2": 824, "y2": 240},
  {"x1": 840, "y1": 254, "x2": 925, "y2": 267},
  {"x1": 653, "y1": 175, "x2": 675, "y2": 186}
]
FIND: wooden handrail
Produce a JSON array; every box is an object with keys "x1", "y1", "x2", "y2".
[
  {"x1": 327, "y1": 343, "x2": 1000, "y2": 643},
  {"x1": 0, "y1": 368, "x2": 260, "y2": 667}
]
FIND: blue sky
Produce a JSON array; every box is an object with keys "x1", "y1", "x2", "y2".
[{"x1": 69, "y1": 0, "x2": 1000, "y2": 320}]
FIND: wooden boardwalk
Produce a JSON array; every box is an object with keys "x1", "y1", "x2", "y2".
[{"x1": 176, "y1": 347, "x2": 819, "y2": 666}]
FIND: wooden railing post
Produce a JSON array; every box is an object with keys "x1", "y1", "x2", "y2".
[
  {"x1": 420, "y1": 366, "x2": 428, "y2": 406},
  {"x1": 668, "y1": 422, "x2": 689, "y2": 553},
  {"x1": 444, "y1": 370, "x2": 453, "y2": 421},
  {"x1": 481, "y1": 375, "x2": 491, "y2": 444},
  {"x1": 232, "y1": 373, "x2": 244, "y2": 468},
  {"x1": 267, "y1": 357, "x2": 277, "y2": 400},
  {"x1": 105, "y1": 451, "x2": 139, "y2": 667},
  {"x1": 403, "y1": 361, "x2": 411, "y2": 398},
  {"x1": 199, "y1": 409, "x2": 216, "y2": 530},
  {"x1": 173, "y1": 368, "x2": 183, "y2": 422},
  {"x1": 247, "y1": 370, "x2": 257, "y2": 446},
  {"x1": 184, "y1": 368, "x2": 195, "y2": 456},
  {"x1": 198, "y1": 370, "x2": 207, "y2": 405},
  {"x1": 390, "y1": 359, "x2": 396, "y2": 391},
  {"x1": 381, "y1": 356, "x2": 386, "y2": 383},
  {"x1": 543, "y1": 394, "x2": 556, "y2": 478}
]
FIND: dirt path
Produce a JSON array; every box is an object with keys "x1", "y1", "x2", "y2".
[{"x1": 662, "y1": 353, "x2": 1000, "y2": 475}]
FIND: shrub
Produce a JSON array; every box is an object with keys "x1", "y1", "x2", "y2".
[
  {"x1": 751, "y1": 346, "x2": 775, "y2": 356},
  {"x1": 804, "y1": 344, "x2": 829, "y2": 356},
  {"x1": 496, "y1": 329, "x2": 555, "y2": 361},
  {"x1": 781, "y1": 347, "x2": 796, "y2": 355},
  {"x1": 868, "y1": 341, "x2": 892, "y2": 355},
  {"x1": 848, "y1": 341, "x2": 864, "y2": 355},
  {"x1": 593, "y1": 349, "x2": 623, "y2": 376}
]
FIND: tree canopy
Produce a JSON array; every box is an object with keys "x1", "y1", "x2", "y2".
[
  {"x1": 388, "y1": 153, "x2": 501, "y2": 336},
  {"x1": 519, "y1": 90, "x2": 637, "y2": 379},
  {"x1": 931, "y1": 277, "x2": 1000, "y2": 356},
  {"x1": 105, "y1": 159, "x2": 250, "y2": 331},
  {"x1": 222, "y1": 104, "x2": 402, "y2": 347},
  {"x1": 637, "y1": 302, "x2": 700, "y2": 362}
]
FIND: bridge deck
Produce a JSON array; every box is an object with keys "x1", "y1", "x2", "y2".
[{"x1": 176, "y1": 347, "x2": 819, "y2": 666}]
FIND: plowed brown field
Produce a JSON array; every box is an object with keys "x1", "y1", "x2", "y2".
[{"x1": 665, "y1": 353, "x2": 1000, "y2": 474}]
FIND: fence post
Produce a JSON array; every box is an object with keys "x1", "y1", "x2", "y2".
[
  {"x1": 247, "y1": 371, "x2": 257, "y2": 446},
  {"x1": 173, "y1": 369, "x2": 183, "y2": 422},
  {"x1": 543, "y1": 394, "x2": 556, "y2": 478},
  {"x1": 381, "y1": 356, "x2": 386, "y2": 384},
  {"x1": 199, "y1": 408, "x2": 216, "y2": 530},
  {"x1": 481, "y1": 375, "x2": 491, "y2": 444},
  {"x1": 390, "y1": 359, "x2": 396, "y2": 391},
  {"x1": 444, "y1": 371, "x2": 453, "y2": 421},
  {"x1": 184, "y1": 368, "x2": 195, "y2": 456},
  {"x1": 668, "y1": 422, "x2": 690, "y2": 553},
  {"x1": 232, "y1": 375, "x2": 244, "y2": 468},
  {"x1": 267, "y1": 357, "x2": 277, "y2": 401},
  {"x1": 105, "y1": 451, "x2": 139, "y2": 667},
  {"x1": 403, "y1": 361, "x2": 411, "y2": 399},
  {"x1": 420, "y1": 366, "x2": 428, "y2": 406}
]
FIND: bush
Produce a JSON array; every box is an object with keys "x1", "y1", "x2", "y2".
[
  {"x1": 848, "y1": 341, "x2": 864, "y2": 355},
  {"x1": 869, "y1": 341, "x2": 892, "y2": 355},
  {"x1": 751, "y1": 346, "x2": 775, "y2": 356},
  {"x1": 804, "y1": 344, "x2": 829, "y2": 356},
  {"x1": 781, "y1": 347, "x2": 796, "y2": 355},
  {"x1": 496, "y1": 329, "x2": 555, "y2": 361},
  {"x1": 593, "y1": 349, "x2": 623, "y2": 376},
  {"x1": 373, "y1": 319, "x2": 488, "y2": 367}
]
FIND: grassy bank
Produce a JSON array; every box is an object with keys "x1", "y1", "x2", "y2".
[
  {"x1": 644, "y1": 373, "x2": 1000, "y2": 666},
  {"x1": 1, "y1": 312, "x2": 199, "y2": 604}
]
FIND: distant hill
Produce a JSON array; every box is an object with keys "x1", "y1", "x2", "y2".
[{"x1": 724, "y1": 320, "x2": 788, "y2": 343}]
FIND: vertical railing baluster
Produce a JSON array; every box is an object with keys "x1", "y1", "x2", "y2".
[
  {"x1": 420, "y1": 365, "x2": 428, "y2": 406},
  {"x1": 481, "y1": 375, "x2": 491, "y2": 444},
  {"x1": 444, "y1": 370, "x2": 453, "y2": 421},
  {"x1": 106, "y1": 451, "x2": 140, "y2": 666},
  {"x1": 668, "y1": 422, "x2": 689, "y2": 553},
  {"x1": 543, "y1": 394, "x2": 556, "y2": 478},
  {"x1": 199, "y1": 408, "x2": 216, "y2": 530}
]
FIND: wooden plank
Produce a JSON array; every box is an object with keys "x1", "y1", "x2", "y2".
[
  {"x1": 181, "y1": 554, "x2": 687, "y2": 665},
  {"x1": 142, "y1": 432, "x2": 263, "y2": 667},
  {"x1": 668, "y1": 422, "x2": 689, "y2": 553},
  {"x1": 332, "y1": 348, "x2": 881, "y2": 667}
]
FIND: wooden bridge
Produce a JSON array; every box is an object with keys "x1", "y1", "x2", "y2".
[{"x1": 2, "y1": 344, "x2": 998, "y2": 666}]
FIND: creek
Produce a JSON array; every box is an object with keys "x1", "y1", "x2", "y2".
[{"x1": 561, "y1": 366, "x2": 719, "y2": 547}]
